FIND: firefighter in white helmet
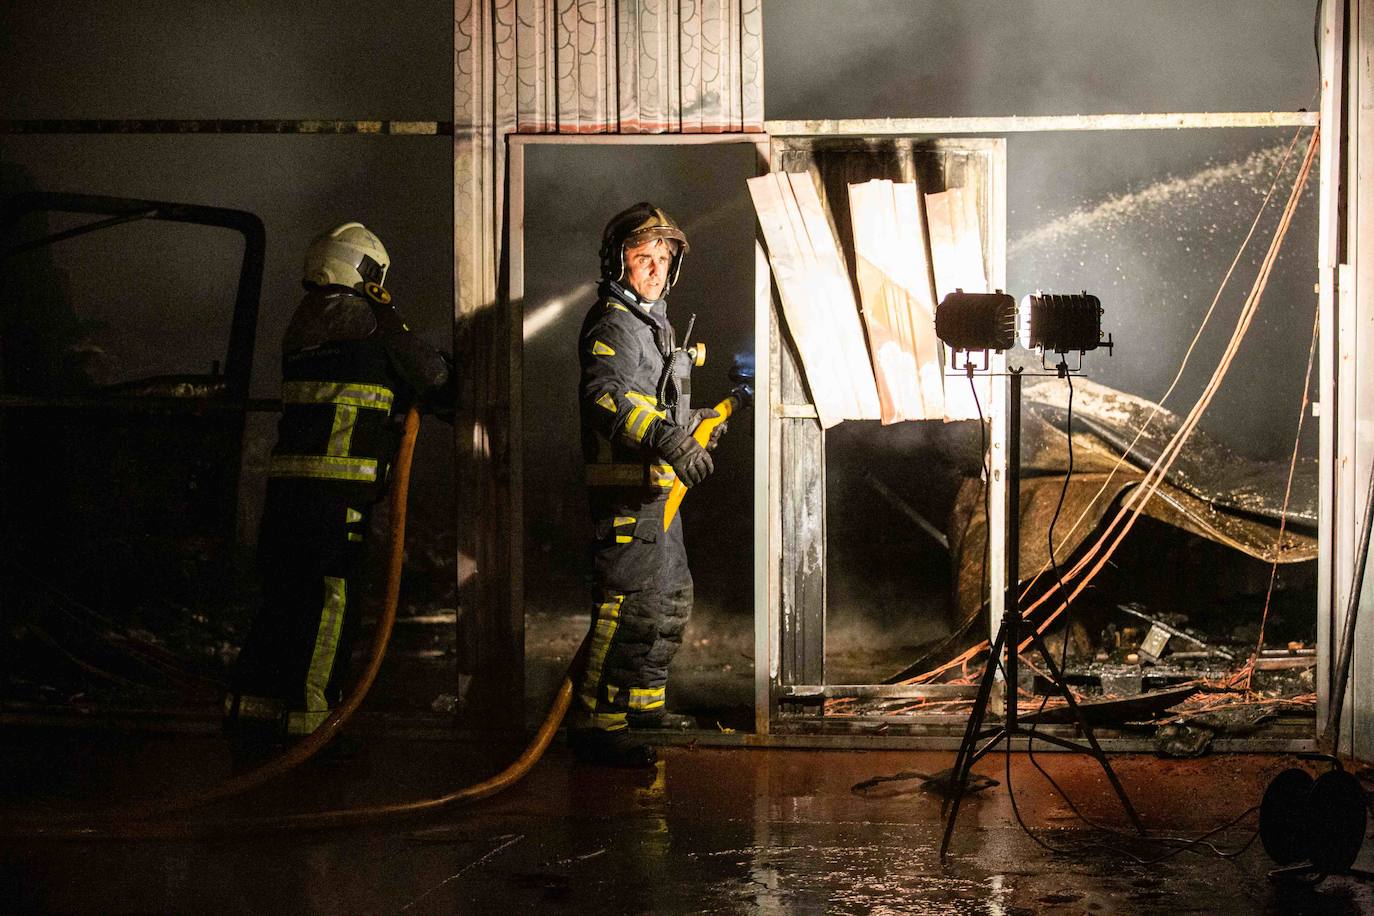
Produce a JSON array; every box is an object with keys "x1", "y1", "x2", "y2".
[{"x1": 226, "y1": 221, "x2": 452, "y2": 748}]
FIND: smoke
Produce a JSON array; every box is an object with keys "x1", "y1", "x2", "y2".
[{"x1": 1009, "y1": 144, "x2": 1295, "y2": 258}]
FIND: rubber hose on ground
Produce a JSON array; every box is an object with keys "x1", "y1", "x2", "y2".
[{"x1": 8, "y1": 406, "x2": 589, "y2": 839}]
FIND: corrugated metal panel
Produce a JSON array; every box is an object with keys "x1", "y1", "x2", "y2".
[
  {"x1": 749, "y1": 171, "x2": 881, "y2": 427},
  {"x1": 847, "y1": 179, "x2": 943, "y2": 422},
  {"x1": 467, "y1": 0, "x2": 763, "y2": 139},
  {"x1": 458, "y1": 0, "x2": 764, "y2": 313},
  {"x1": 925, "y1": 186, "x2": 993, "y2": 421}
]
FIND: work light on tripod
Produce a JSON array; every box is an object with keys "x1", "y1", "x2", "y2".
[
  {"x1": 933, "y1": 290, "x2": 1017, "y2": 369},
  {"x1": 1018, "y1": 291, "x2": 1114, "y2": 368}
]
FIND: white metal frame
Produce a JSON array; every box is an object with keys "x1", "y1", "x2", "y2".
[
  {"x1": 759, "y1": 109, "x2": 1323, "y2": 749},
  {"x1": 504, "y1": 130, "x2": 771, "y2": 728},
  {"x1": 1316, "y1": 0, "x2": 1344, "y2": 743},
  {"x1": 503, "y1": 100, "x2": 1332, "y2": 748}
]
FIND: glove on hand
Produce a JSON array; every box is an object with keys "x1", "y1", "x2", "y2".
[
  {"x1": 688, "y1": 407, "x2": 727, "y2": 451},
  {"x1": 657, "y1": 424, "x2": 714, "y2": 488}
]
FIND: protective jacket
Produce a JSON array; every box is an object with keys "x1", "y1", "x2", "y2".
[
  {"x1": 574, "y1": 280, "x2": 695, "y2": 732},
  {"x1": 230, "y1": 284, "x2": 450, "y2": 736}
]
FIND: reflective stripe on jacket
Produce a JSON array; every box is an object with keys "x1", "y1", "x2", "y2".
[{"x1": 578, "y1": 284, "x2": 692, "y2": 495}]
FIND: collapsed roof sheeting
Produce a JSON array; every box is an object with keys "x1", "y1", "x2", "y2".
[
  {"x1": 1021, "y1": 377, "x2": 1317, "y2": 529},
  {"x1": 949, "y1": 377, "x2": 1317, "y2": 621}
]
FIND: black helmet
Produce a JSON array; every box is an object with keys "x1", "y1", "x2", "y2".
[{"x1": 599, "y1": 202, "x2": 690, "y2": 293}]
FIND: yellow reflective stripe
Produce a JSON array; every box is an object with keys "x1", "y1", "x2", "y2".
[
  {"x1": 286, "y1": 708, "x2": 330, "y2": 736},
  {"x1": 269, "y1": 454, "x2": 378, "y2": 482},
  {"x1": 227, "y1": 694, "x2": 282, "y2": 722},
  {"x1": 590, "y1": 711, "x2": 628, "y2": 731},
  {"x1": 585, "y1": 463, "x2": 676, "y2": 488},
  {"x1": 346, "y1": 508, "x2": 363, "y2": 523},
  {"x1": 624, "y1": 406, "x2": 653, "y2": 444},
  {"x1": 580, "y1": 595, "x2": 624, "y2": 714},
  {"x1": 328, "y1": 404, "x2": 357, "y2": 457},
  {"x1": 300, "y1": 576, "x2": 346, "y2": 732},
  {"x1": 592, "y1": 340, "x2": 615, "y2": 356},
  {"x1": 629, "y1": 687, "x2": 665, "y2": 711},
  {"x1": 614, "y1": 516, "x2": 636, "y2": 527},
  {"x1": 348, "y1": 532, "x2": 364, "y2": 542},
  {"x1": 608, "y1": 302, "x2": 630, "y2": 313},
  {"x1": 621, "y1": 392, "x2": 666, "y2": 446},
  {"x1": 281, "y1": 381, "x2": 394, "y2": 411},
  {"x1": 616, "y1": 536, "x2": 633, "y2": 543},
  {"x1": 596, "y1": 392, "x2": 617, "y2": 413}
]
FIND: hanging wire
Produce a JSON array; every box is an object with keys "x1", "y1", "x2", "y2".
[
  {"x1": 905, "y1": 125, "x2": 1319, "y2": 688},
  {"x1": 1015, "y1": 124, "x2": 1306, "y2": 612},
  {"x1": 1245, "y1": 304, "x2": 1320, "y2": 690}
]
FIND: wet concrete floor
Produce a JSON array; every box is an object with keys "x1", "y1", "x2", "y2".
[{"x1": 3, "y1": 729, "x2": 1373, "y2": 914}]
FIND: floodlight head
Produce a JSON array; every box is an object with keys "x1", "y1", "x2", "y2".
[
  {"x1": 934, "y1": 290, "x2": 1017, "y2": 355},
  {"x1": 1018, "y1": 291, "x2": 1110, "y2": 355}
]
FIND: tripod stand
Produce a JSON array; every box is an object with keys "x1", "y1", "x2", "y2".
[{"x1": 939, "y1": 367, "x2": 1144, "y2": 859}]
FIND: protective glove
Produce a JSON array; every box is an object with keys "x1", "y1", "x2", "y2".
[
  {"x1": 656, "y1": 424, "x2": 714, "y2": 487},
  {"x1": 688, "y1": 407, "x2": 727, "y2": 451}
]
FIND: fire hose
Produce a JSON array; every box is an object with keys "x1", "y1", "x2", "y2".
[
  {"x1": 9, "y1": 406, "x2": 584, "y2": 839},
  {"x1": 663, "y1": 363, "x2": 755, "y2": 531}
]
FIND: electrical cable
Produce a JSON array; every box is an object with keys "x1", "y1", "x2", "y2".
[
  {"x1": 1246, "y1": 305, "x2": 1320, "y2": 690},
  {"x1": 1022, "y1": 741, "x2": 1261, "y2": 861},
  {"x1": 963, "y1": 372, "x2": 1081, "y2": 858},
  {"x1": 1013, "y1": 124, "x2": 1305, "y2": 615},
  {"x1": 1314, "y1": 0, "x2": 1325, "y2": 86},
  {"x1": 908, "y1": 125, "x2": 1319, "y2": 688},
  {"x1": 1023, "y1": 369, "x2": 1075, "y2": 794},
  {"x1": 958, "y1": 280, "x2": 1273, "y2": 868},
  {"x1": 1011, "y1": 377, "x2": 1265, "y2": 863},
  {"x1": 972, "y1": 370, "x2": 991, "y2": 649},
  {"x1": 1020, "y1": 126, "x2": 1318, "y2": 650}
]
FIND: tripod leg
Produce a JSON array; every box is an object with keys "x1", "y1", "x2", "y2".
[
  {"x1": 942, "y1": 625, "x2": 1007, "y2": 817},
  {"x1": 1025, "y1": 625, "x2": 1145, "y2": 833},
  {"x1": 939, "y1": 627, "x2": 1009, "y2": 858}
]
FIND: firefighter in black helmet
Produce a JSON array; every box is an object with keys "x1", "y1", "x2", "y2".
[
  {"x1": 226, "y1": 222, "x2": 453, "y2": 747},
  {"x1": 570, "y1": 202, "x2": 725, "y2": 767}
]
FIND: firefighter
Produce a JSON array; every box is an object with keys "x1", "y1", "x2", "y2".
[
  {"x1": 569, "y1": 202, "x2": 726, "y2": 767},
  {"x1": 226, "y1": 222, "x2": 452, "y2": 748}
]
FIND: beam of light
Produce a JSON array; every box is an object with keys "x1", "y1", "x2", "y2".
[{"x1": 523, "y1": 281, "x2": 594, "y2": 342}]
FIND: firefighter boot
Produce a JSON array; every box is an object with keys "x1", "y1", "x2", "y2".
[{"x1": 568, "y1": 727, "x2": 658, "y2": 768}]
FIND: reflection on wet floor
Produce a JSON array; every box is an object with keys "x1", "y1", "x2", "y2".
[{"x1": 4, "y1": 732, "x2": 1374, "y2": 914}]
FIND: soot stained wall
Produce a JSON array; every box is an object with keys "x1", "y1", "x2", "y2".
[{"x1": 0, "y1": 3, "x2": 455, "y2": 571}]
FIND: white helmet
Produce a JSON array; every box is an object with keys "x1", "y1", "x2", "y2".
[{"x1": 303, "y1": 222, "x2": 390, "y2": 290}]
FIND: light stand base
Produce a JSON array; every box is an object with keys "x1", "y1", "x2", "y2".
[{"x1": 938, "y1": 368, "x2": 1143, "y2": 860}]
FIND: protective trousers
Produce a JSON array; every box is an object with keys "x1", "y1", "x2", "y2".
[
  {"x1": 230, "y1": 480, "x2": 370, "y2": 736},
  {"x1": 575, "y1": 496, "x2": 693, "y2": 732}
]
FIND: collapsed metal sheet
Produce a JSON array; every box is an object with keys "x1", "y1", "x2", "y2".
[
  {"x1": 949, "y1": 378, "x2": 1317, "y2": 620},
  {"x1": 1022, "y1": 377, "x2": 1317, "y2": 528}
]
